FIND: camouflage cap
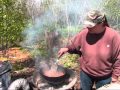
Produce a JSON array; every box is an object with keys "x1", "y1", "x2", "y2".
[{"x1": 84, "y1": 10, "x2": 105, "y2": 28}]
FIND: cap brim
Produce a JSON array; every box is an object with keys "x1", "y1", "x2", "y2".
[{"x1": 84, "y1": 21, "x2": 96, "y2": 28}]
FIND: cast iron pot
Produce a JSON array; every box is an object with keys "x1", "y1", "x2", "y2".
[{"x1": 39, "y1": 65, "x2": 70, "y2": 85}]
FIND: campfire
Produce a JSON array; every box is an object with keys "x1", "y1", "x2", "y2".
[
  {"x1": 31, "y1": 68, "x2": 77, "y2": 90},
  {"x1": 29, "y1": 58, "x2": 78, "y2": 90}
]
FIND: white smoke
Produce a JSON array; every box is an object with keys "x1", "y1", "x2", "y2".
[{"x1": 19, "y1": 0, "x2": 104, "y2": 57}]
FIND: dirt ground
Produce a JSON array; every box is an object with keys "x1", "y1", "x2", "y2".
[
  {"x1": 0, "y1": 47, "x2": 81, "y2": 89},
  {"x1": 0, "y1": 47, "x2": 31, "y2": 62}
]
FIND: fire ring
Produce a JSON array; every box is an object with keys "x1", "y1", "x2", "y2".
[{"x1": 32, "y1": 68, "x2": 77, "y2": 90}]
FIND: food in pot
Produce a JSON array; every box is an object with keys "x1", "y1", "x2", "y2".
[{"x1": 43, "y1": 68, "x2": 64, "y2": 77}]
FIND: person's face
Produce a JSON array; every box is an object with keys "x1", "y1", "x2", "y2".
[
  {"x1": 87, "y1": 24, "x2": 97, "y2": 30},
  {"x1": 87, "y1": 23, "x2": 103, "y2": 32}
]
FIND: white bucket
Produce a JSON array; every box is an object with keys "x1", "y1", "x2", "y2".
[{"x1": 97, "y1": 83, "x2": 120, "y2": 90}]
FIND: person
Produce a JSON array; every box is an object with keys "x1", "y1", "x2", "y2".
[{"x1": 58, "y1": 10, "x2": 120, "y2": 90}]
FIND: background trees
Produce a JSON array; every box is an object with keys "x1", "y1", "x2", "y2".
[
  {"x1": 104, "y1": 0, "x2": 120, "y2": 30},
  {"x1": 0, "y1": 0, "x2": 28, "y2": 49},
  {"x1": 0, "y1": 0, "x2": 120, "y2": 55}
]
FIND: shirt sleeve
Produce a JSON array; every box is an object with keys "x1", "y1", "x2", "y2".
[
  {"x1": 66, "y1": 32, "x2": 82, "y2": 55},
  {"x1": 112, "y1": 32, "x2": 120, "y2": 79}
]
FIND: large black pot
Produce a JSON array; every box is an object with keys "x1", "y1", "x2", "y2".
[{"x1": 39, "y1": 65, "x2": 70, "y2": 85}]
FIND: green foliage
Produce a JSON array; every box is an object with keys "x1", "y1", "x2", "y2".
[
  {"x1": 0, "y1": 0, "x2": 28, "y2": 47},
  {"x1": 104, "y1": 0, "x2": 120, "y2": 17},
  {"x1": 12, "y1": 62, "x2": 24, "y2": 71},
  {"x1": 30, "y1": 40, "x2": 49, "y2": 57},
  {"x1": 59, "y1": 26, "x2": 82, "y2": 38},
  {"x1": 59, "y1": 53, "x2": 79, "y2": 69},
  {"x1": 103, "y1": 0, "x2": 120, "y2": 29}
]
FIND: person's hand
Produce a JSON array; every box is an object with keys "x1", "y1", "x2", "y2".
[
  {"x1": 111, "y1": 77, "x2": 118, "y2": 83},
  {"x1": 112, "y1": 76, "x2": 120, "y2": 83},
  {"x1": 58, "y1": 48, "x2": 68, "y2": 58}
]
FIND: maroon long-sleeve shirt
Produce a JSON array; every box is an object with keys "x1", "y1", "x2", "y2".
[{"x1": 67, "y1": 26, "x2": 120, "y2": 79}]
